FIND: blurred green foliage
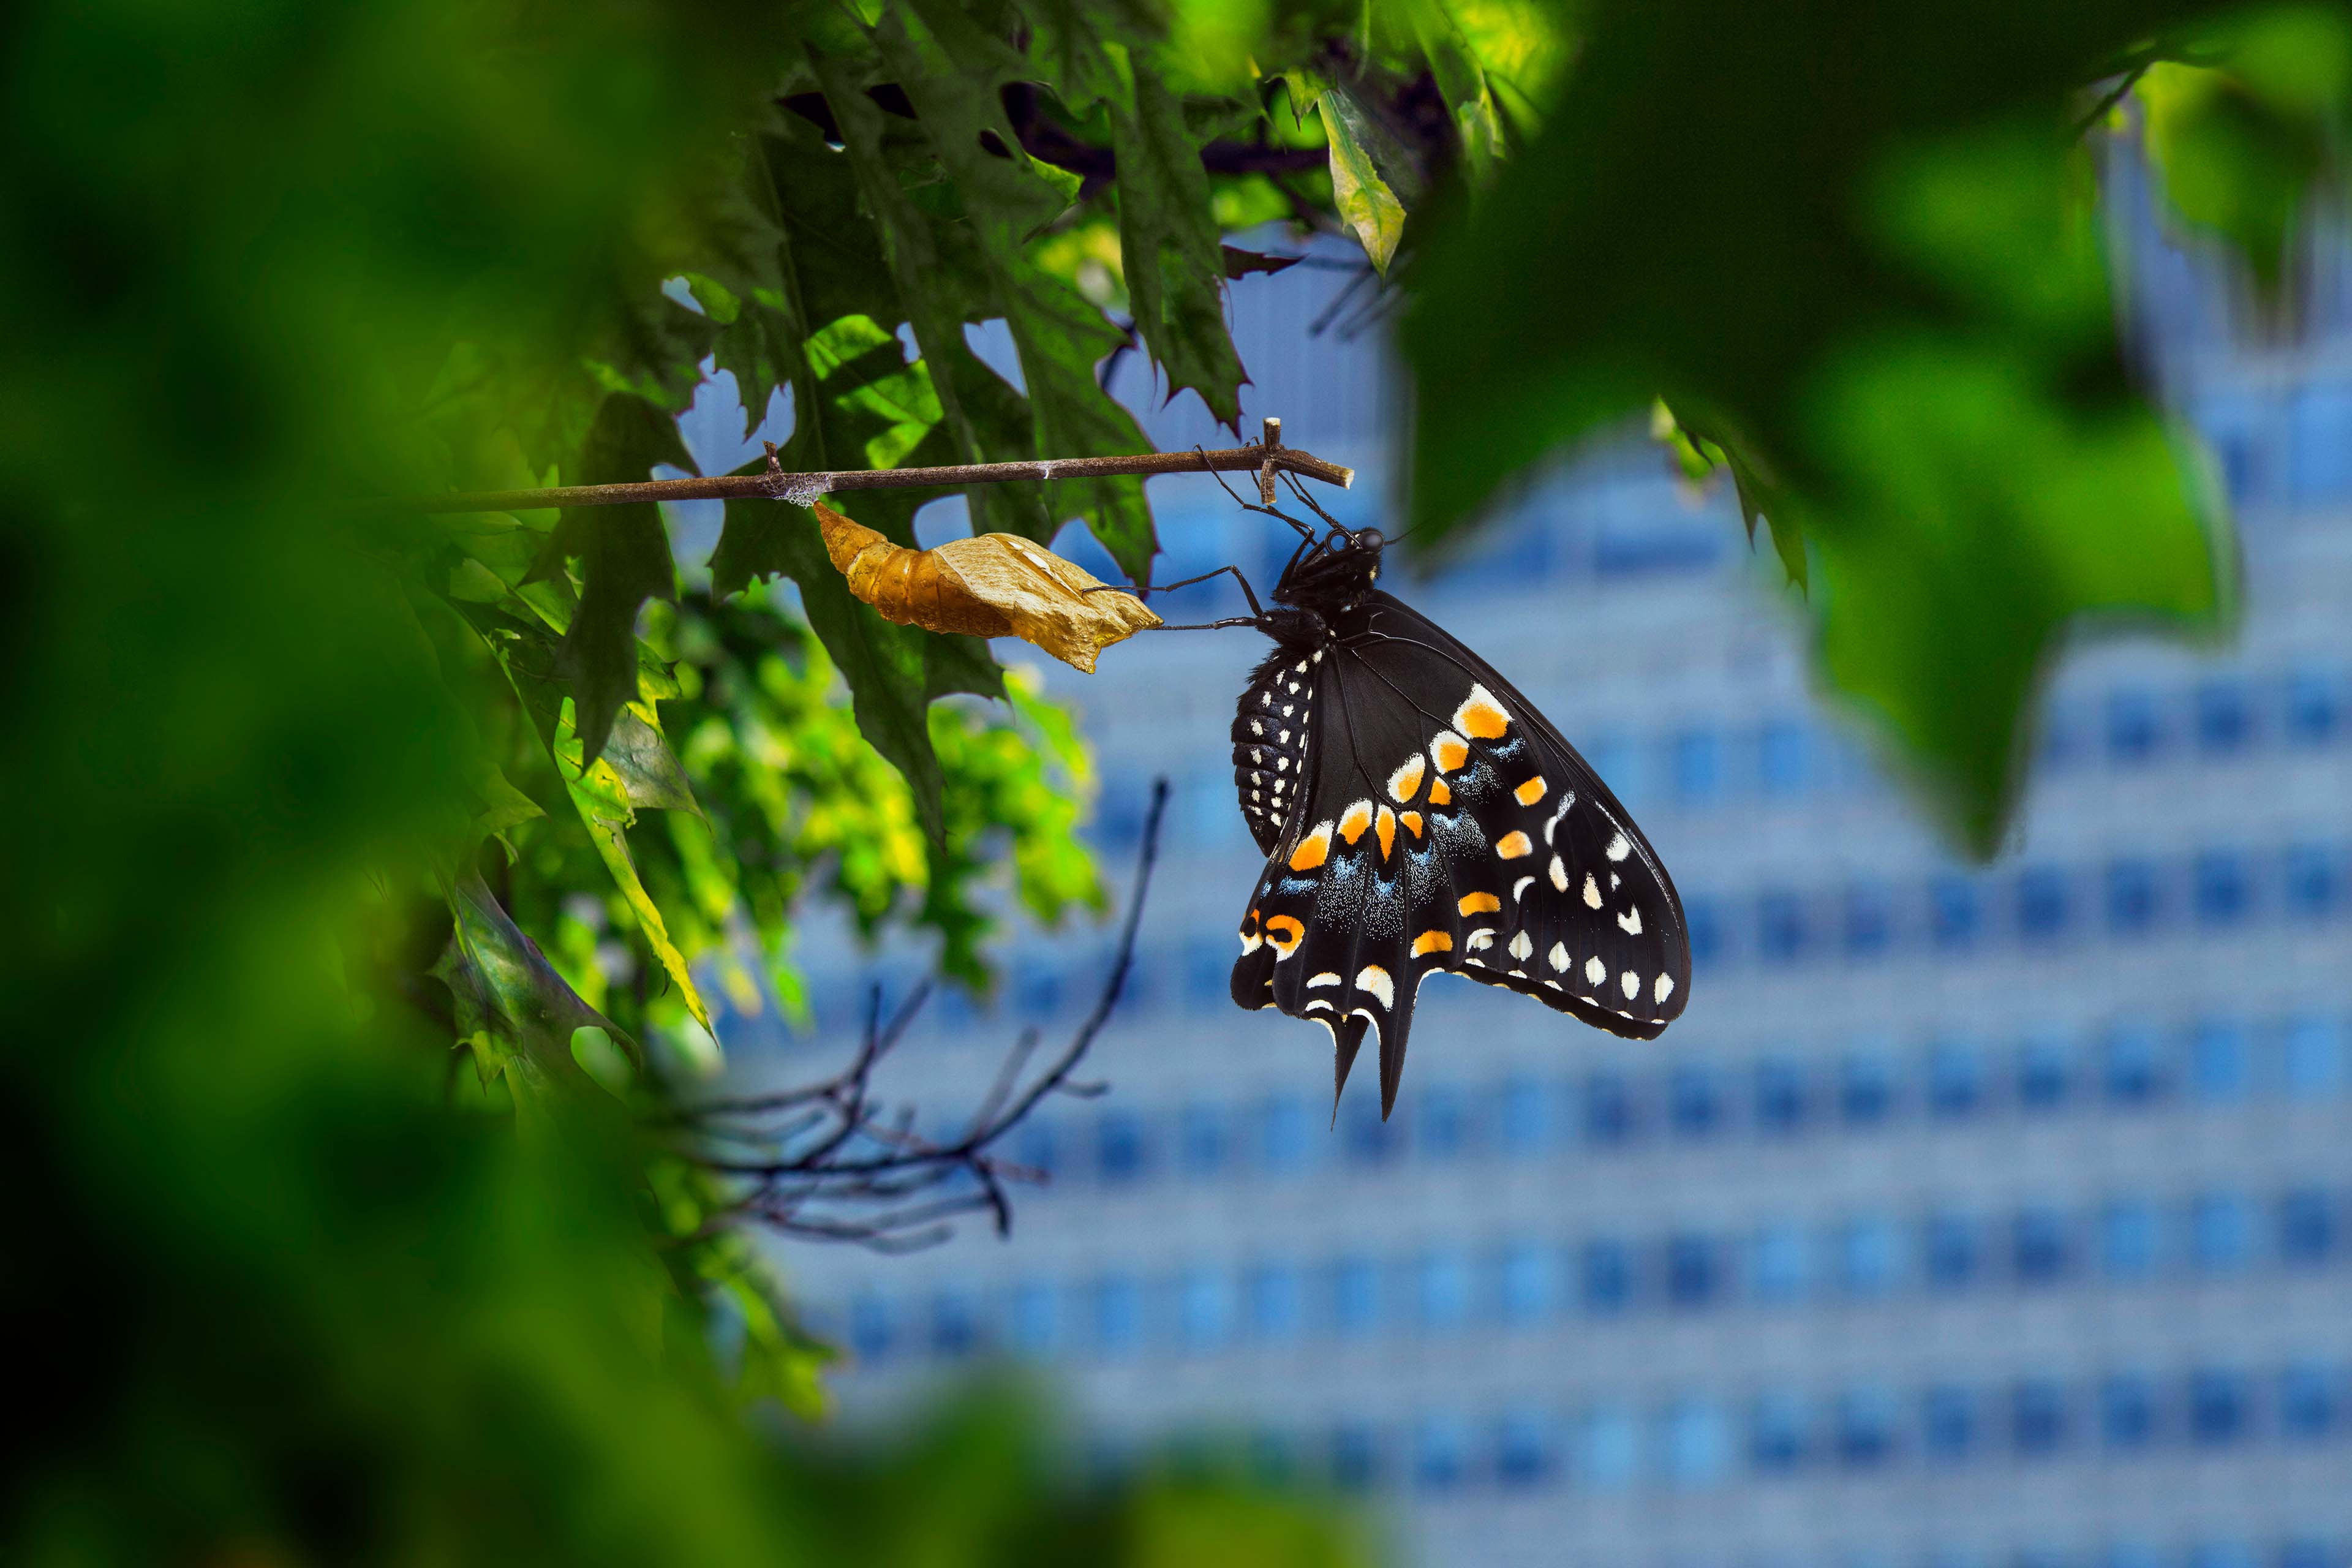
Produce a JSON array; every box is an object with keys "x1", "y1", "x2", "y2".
[{"x1": 12, "y1": 0, "x2": 2341, "y2": 1557}]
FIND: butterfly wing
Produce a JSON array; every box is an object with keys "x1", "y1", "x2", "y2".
[{"x1": 1231, "y1": 591, "x2": 1690, "y2": 1117}]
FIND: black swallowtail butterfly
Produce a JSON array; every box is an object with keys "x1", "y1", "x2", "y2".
[{"x1": 1216, "y1": 511, "x2": 1691, "y2": 1118}]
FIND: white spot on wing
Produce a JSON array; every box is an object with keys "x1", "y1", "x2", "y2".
[
  {"x1": 1355, "y1": 965, "x2": 1394, "y2": 1009},
  {"x1": 1584, "y1": 956, "x2": 1605, "y2": 987},
  {"x1": 1606, "y1": 833, "x2": 1630, "y2": 862},
  {"x1": 1512, "y1": 875, "x2": 1535, "y2": 902},
  {"x1": 1545, "y1": 792, "x2": 1575, "y2": 844},
  {"x1": 1465, "y1": 929, "x2": 1496, "y2": 952},
  {"x1": 1508, "y1": 930, "x2": 1532, "y2": 962},
  {"x1": 1618, "y1": 907, "x2": 1643, "y2": 935},
  {"x1": 1621, "y1": 970, "x2": 1640, "y2": 1000},
  {"x1": 1583, "y1": 873, "x2": 1602, "y2": 910},
  {"x1": 1550, "y1": 856, "x2": 1569, "y2": 892},
  {"x1": 1548, "y1": 941, "x2": 1569, "y2": 972},
  {"x1": 1655, "y1": 974, "x2": 1675, "y2": 1004},
  {"x1": 1308, "y1": 972, "x2": 1340, "y2": 989}
]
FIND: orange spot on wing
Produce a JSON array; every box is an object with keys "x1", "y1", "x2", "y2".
[
  {"x1": 1376, "y1": 807, "x2": 1396, "y2": 860},
  {"x1": 1338, "y1": 799, "x2": 1373, "y2": 844},
  {"x1": 1496, "y1": 830, "x2": 1533, "y2": 859},
  {"x1": 1427, "y1": 780, "x2": 1452, "y2": 807},
  {"x1": 1431, "y1": 733, "x2": 1469, "y2": 773},
  {"x1": 1401, "y1": 811, "x2": 1424, "y2": 837},
  {"x1": 1458, "y1": 892, "x2": 1500, "y2": 916},
  {"x1": 1412, "y1": 929, "x2": 1453, "y2": 957},
  {"x1": 1289, "y1": 822, "x2": 1333, "y2": 872},
  {"x1": 1455, "y1": 685, "x2": 1510, "y2": 740},
  {"x1": 1388, "y1": 755, "x2": 1425, "y2": 803},
  {"x1": 1514, "y1": 775, "x2": 1547, "y2": 806},
  {"x1": 1264, "y1": 914, "x2": 1304, "y2": 956}
]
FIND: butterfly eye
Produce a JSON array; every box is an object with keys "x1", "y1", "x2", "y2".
[{"x1": 1353, "y1": 528, "x2": 1385, "y2": 552}]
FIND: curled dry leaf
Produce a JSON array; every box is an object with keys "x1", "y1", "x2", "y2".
[{"x1": 815, "y1": 500, "x2": 1161, "y2": 674}]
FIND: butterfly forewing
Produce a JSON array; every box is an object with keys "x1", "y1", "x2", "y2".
[{"x1": 1231, "y1": 590, "x2": 1689, "y2": 1117}]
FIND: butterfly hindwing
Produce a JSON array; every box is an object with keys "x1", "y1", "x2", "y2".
[{"x1": 1231, "y1": 591, "x2": 1691, "y2": 1117}]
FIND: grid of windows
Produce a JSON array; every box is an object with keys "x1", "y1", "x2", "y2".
[
  {"x1": 1206, "y1": 1361, "x2": 2351, "y2": 1501},
  {"x1": 831, "y1": 1186, "x2": 2346, "y2": 1365},
  {"x1": 981, "y1": 1014, "x2": 2348, "y2": 1188}
]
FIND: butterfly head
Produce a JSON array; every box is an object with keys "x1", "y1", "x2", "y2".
[{"x1": 1273, "y1": 526, "x2": 1385, "y2": 616}]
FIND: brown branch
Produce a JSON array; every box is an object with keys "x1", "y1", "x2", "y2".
[
  {"x1": 666, "y1": 777, "x2": 1172, "y2": 1251},
  {"x1": 357, "y1": 437, "x2": 1352, "y2": 518}
]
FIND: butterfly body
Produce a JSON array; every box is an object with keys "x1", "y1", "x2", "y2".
[{"x1": 1226, "y1": 526, "x2": 1690, "y2": 1117}]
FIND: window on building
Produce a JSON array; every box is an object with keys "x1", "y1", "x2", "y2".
[
  {"x1": 1246, "y1": 1262, "x2": 1302, "y2": 1343},
  {"x1": 1759, "y1": 719, "x2": 1810, "y2": 796},
  {"x1": 1673, "y1": 728, "x2": 1724, "y2": 807},
  {"x1": 1751, "y1": 1223, "x2": 1811, "y2": 1302},
  {"x1": 2013, "y1": 1208, "x2": 2070, "y2": 1284},
  {"x1": 1685, "y1": 895, "x2": 1726, "y2": 967},
  {"x1": 1928, "y1": 1040, "x2": 1987, "y2": 1119},
  {"x1": 1014, "y1": 1117, "x2": 1060, "y2": 1180},
  {"x1": 2285, "y1": 843, "x2": 2340, "y2": 920},
  {"x1": 1662, "y1": 1401, "x2": 1731, "y2": 1488},
  {"x1": 2278, "y1": 1363, "x2": 2337, "y2": 1441},
  {"x1": 930, "y1": 1289, "x2": 979, "y2": 1358},
  {"x1": 1495, "y1": 1240, "x2": 1555, "y2": 1325},
  {"x1": 1931, "y1": 875, "x2": 1981, "y2": 951},
  {"x1": 1178, "y1": 1268, "x2": 1234, "y2": 1352},
  {"x1": 1837, "y1": 1386, "x2": 1898, "y2": 1468},
  {"x1": 2283, "y1": 1016, "x2": 2346, "y2": 1097},
  {"x1": 1329, "y1": 1423, "x2": 1381, "y2": 1492},
  {"x1": 1093, "y1": 1275, "x2": 1142, "y2": 1357},
  {"x1": 848, "y1": 1295, "x2": 895, "y2": 1364},
  {"x1": 1755, "y1": 1058, "x2": 1809, "y2": 1136},
  {"x1": 2193, "y1": 1192, "x2": 2253, "y2": 1273},
  {"x1": 1581, "y1": 1239, "x2": 1633, "y2": 1314},
  {"x1": 1842, "y1": 1050, "x2": 1894, "y2": 1126},
  {"x1": 2105, "y1": 858, "x2": 2160, "y2": 935},
  {"x1": 2101, "y1": 1373, "x2": 2155, "y2": 1449},
  {"x1": 1750, "y1": 1391, "x2": 1807, "y2": 1473},
  {"x1": 1330, "y1": 1257, "x2": 1380, "y2": 1337},
  {"x1": 1342, "y1": 1096, "x2": 1400, "y2": 1166},
  {"x1": 2188, "y1": 1369, "x2": 2248, "y2": 1447},
  {"x1": 1922, "y1": 1385, "x2": 1976, "y2": 1463},
  {"x1": 1666, "y1": 1234, "x2": 1722, "y2": 1308},
  {"x1": 1494, "y1": 1409, "x2": 1556, "y2": 1488},
  {"x1": 1757, "y1": 890, "x2": 1809, "y2": 964},
  {"x1": 1177, "y1": 1102, "x2": 1227, "y2": 1175},
  {"x1": 1582, "y1": 1407, "x2": 1638, "y2": 1491},
  {"x1": 1924, "y1": 1212, "x2": 1979, "y2": 1292},
  {"x1": 2103, "y1": 1025, "x2": 2168, "y2": 1105},
  {"x1": 2011, "y1": 1380, "x2": 2067, "y2": 1456},
  {"x1": 2280, "y1": 1189, "x2": 2336, "y2": 1265},
  {"x1": 2196, "y1": 679, "x2": 2253, "y2": 755},
  {"x1": 2101, "y1": 1200, "x2": 2162, "y2": 1279},
  {"x1": 2194, "y1": 850, "x2": 2252, "y2": 925},
  {"x1": 1584, "y1": 1071, "x2": 1637, "y2": 1146},
  {"x1": 2191, "y1": 1021, "x2": 2250, "y2": 1101},
  {"x1": 1495, "y1": 1074, "x2": 1550, "y2": 1153},
  {"x1": 2016, "y1": 867, "x2": 2070, "y2": 939},
  {"x1": 1419, "y1": 1084, "x2": 1469, "y2": 1158},
  {"x1": 1096, "y1": 1110, "x2": 1148, "y2": 1185},
  {"x1": 1258, "y1": 1096, "x2": 1311, "y2": 1173},
  {"x1": 2285, "y1": 669, "x2": 2340, "y2": 745},
  {"x1": 2106, "y1": 688, "x2": 2162, "y2": 764},
  {"x1": 1669, "y1": 1065, "x2": 1721, "y2": 1138},
  {"x1": 1844, "y1": 882, "x2": 1893, "y2": 957},
  {"x1": 1413, "y1": 1414, "x2": 1471, "y2": 1492},
  {"x1": 1841, "y1": 1216, "x2": 1899, "y2": 1298},
  {"x1": 2017, "y1": 1036, "x2": 2072, "y2": 1110},
  {"x1": 1418, "y1": 1251, "x2": 1472, "y2": 1332}
]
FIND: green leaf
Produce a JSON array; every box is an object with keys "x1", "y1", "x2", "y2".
[
  {"x1": 1403, "y1": 1, "x2": 2236, "y2": 855},
  {"x1": 864, "y1": 6, "x2": 1163, "y2": 581},
  {"x1": 1321, "y1": 88, "x2": 1409, "y2": 274},
  {"x1": 925, "y1": 633, "x2": 1007, "y2": 701},
  {"x1": 433, "y1": 869, "x2": 640, "y2": 1091},
  {"x1": 526, "y1": 394, "x2": 692, "y2": 766},
  {"x1": 1404, "y1": 0, "x2": 1509, "y2": 184},
  {"x1": 1107, "y1": 58, "x2": 1250, "y2": 426},
  {"x1": 549, "y1": 695, "x2": 717, "y2": 1045},
  {"x1": 709, "y1": 494, "x2": 946, "y2": 843}
]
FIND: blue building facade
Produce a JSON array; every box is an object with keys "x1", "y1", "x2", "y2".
[{"x1": 745, "y1": 206, "x2": 2352, "y2": 1567}]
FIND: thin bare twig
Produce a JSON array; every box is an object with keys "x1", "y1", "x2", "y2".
[{"x1": 665, "y1": 779, "x2": 1171, "y2": 1250}]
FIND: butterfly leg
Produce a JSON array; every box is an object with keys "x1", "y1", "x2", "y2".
[{"x1": 1084, "y1": 562, "x2": 1264, "y2": 616}]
